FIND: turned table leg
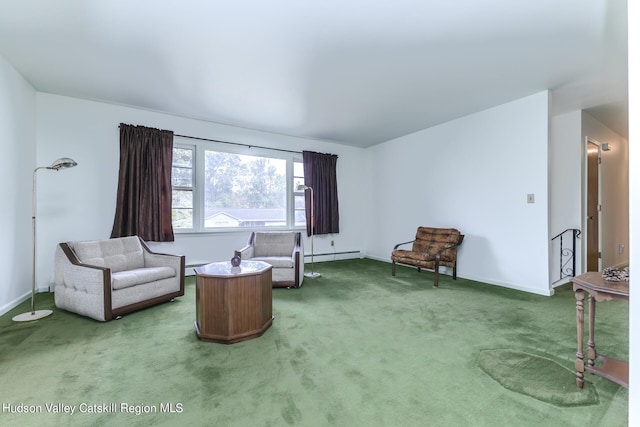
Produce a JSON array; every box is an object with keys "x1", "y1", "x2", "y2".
[
  {"x1": 587, "y1": 295, "x2": 596, "y2": 368},
  {"x1": 575, "y1": 289, "x2": 585, "y2": 388}
]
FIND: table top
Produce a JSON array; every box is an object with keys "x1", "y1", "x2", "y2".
[
  {"x1": 572, "y1": 272, "x2": 629, "y2": 297},
  {"x1": 195, "y1": 260, "x2": 272, "y2": 278}
]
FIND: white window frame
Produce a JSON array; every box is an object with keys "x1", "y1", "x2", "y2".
[
  {"x1": 171, "y1": 144, "x2": 196, "y2": 231},
  {"x1": 172, "y1": 138, "x2": 304, "y2": 234},
  {"x1": 293, "y1": 160, "x2": 306, "y2": 228}
]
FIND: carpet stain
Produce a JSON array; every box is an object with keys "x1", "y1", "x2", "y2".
[
  {"x1": 274, "y1": 337, "x2": 291, "y2": 351},
  {"x1": 477, "y1": 349, "x2": 600, "y2": 407},
  {"x1": 200, "y1": 366, "x2": 223, "y2": 381},
  {"x1": 294, "y1": 345, "x2": 308, "y2": 358},
  {"x1": 345, "y1": 368, "x2": 365, "y2": 382},
  {"x1": 280, "y1": 394, "x2": 302, "y2": 425},
  {"x1": 0, "y1": 324, "x2": 36, "y2": 347}
]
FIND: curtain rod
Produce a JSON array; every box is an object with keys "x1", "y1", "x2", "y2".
[
  {"x1": 174, "y1": 133, "x2": 302, "y2": 154},
  {"x1": 118, "y1": 125, "x2": 302, "y2": 154}
]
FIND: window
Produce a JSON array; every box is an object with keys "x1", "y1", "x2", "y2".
[
  {"x1": 204, "y1": 150, "x2": 287, "y2": 228},
  {"x1": 172, "y1": 141, "x2": 304, "y2": 232},
  {"x1": 293, "y1": 161, "x2": 306, "y2": 227},
  {"x1": 171, "y1": 146, "x2": 194, "y2": 229}
]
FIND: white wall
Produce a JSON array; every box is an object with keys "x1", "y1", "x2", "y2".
[
  {"x1": 548, "y1": 109, "x2": 629, "y2": 283},
  {"x1": 582, "y1": 112, "x2": 629, "y2": 269},
  {"x1": 366, "y1": 91, "x2": 552, "y2": 295},
  {"x1": 550, "y1": 110, "x2": 583, "y2": 235},
  {"x1": 549, "y1": 110, "x2": 583, "y2": 284},
  {"x1": 35, "y1": 94, "x2": 368, "y2": 286},
  {"x1": 0, "y1": 54, "x2": 37, "y2": 315}
]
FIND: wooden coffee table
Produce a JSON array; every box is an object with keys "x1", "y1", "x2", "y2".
[{"x1": 194, "y1": 261, "x2": 273, "y2": 344}]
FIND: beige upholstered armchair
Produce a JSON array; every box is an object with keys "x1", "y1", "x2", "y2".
[
  {"x1": 391, "y1": 227, "x2": 464, "y2": 288},
  {"x1": 54, "y1": 236, "x2": 185, "y2": 321},
  {"x1": 238, "y1": 231, "x2": 304, "y2": 288}
]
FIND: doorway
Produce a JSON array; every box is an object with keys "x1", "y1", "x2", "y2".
[{"x1": 586, "y1": 140, "x2": 600, "y2": 271}]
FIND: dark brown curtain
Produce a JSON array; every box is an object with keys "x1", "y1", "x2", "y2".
[
  {"x1": 302, "y1": 150, "x2": 339, "y2": 236},
  {"x1": 111, "y1": 123, "x2": 175, "y2": 242}
]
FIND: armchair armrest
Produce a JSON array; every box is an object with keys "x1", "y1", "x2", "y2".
[
  {"x1": 238, "y1": 244, "x2": 254, "y2": 260},
  {"x1": 56, "y1": 243, "x2": 113, "y2": 320},
  {"x1": 291, "y1": 240, "x2": 302, "y2": 259},
  {"x1": 139, "y1": 238, "x2": 185, "y2": 295},
  {"x1": 393, "y1": 240, "x2": 416, "y2": 250},
  {"x1": 431, "y1": 235, "x2": 465, "y2": 258},
  {"x1": 140, "y1": 240, "x2": 184, "y2": 270},
  {"x1": 58, "y1": 243, "x2": 110, "y2": 293},
  {"x1": 293, "y1": 232, "x2": 303, "y2": 287}
]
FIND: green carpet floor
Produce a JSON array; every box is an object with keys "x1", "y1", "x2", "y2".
[{"x1": 0, "y1": 259, "x2": 629, "y2": 427}]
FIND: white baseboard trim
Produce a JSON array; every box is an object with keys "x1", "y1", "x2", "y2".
[
  {"x1": 303, "y1": 251, "x2": 363, "y2": 263},
  {"x1": 552, "y1": 277, "x2": 573, "y2": 288},
  {"x1": 0, "y1": 292, "x2": 31, "y2": 317},
  {"x1": 365, "y1": 255, "x2": 553, "y2": 296},
  {"x1": 0, "y1": 286, "x2": 53, "y2": 317},
  {"x1": 460, "y1": 273, "x2": 554, "y2": 296},
  {"x1": 365, "y1": 254, "x2": 391, "y2": 263}
]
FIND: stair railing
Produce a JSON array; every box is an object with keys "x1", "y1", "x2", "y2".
[{"x1": 551, "y1": 228, "x2": 581, "y2": 284}]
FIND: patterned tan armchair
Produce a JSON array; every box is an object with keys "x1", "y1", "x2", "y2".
[{"x1": 391, "y1": 227, "x2": 464, "y2": 288}]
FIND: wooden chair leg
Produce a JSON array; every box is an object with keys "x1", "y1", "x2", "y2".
[
  {"x1": 453, "y1": 263, "x2": 457, "y2": 280},
  {"x1": 392, "y1": 261, "x2": 396, "y2": 276},
  {"x1": 433, "y1": 259, "x2": 440, "y2": 288}
]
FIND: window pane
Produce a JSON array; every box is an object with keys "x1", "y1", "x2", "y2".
[
  {"x1": 172, "y1": 190, "x2": 193, "y2": 208},
  {"x1": 172, "y1": 208, "x2": 192, "y2": 229},
  {"x1": 204, "y1": 151, "x2": 286, "y2": 228},
  {"x1": 295, "y1": 210, "x2": 307, "y2": 227},
  {"x1": 172, "y1": 167, "x2": 192, "y2": 187},
  {"x1": 172, "y1": 187, "x2": 193, "y2": 228},
  {"x1": 294, "y1": 195, "x2": 306, "y2": 209},
  {"x1": 293, "y1": 177, "x2": 305, "y2": 192},
  {"x1": 294, "y1": 161, "x2": 306, "y2": 225},
  {"x1": 173, "y1": 148, "x2": 193, "y2": 167},
  {"x1": 172, "y1": 146, "x2": 194, "y2": 230}
]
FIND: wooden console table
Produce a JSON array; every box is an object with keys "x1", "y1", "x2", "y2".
[
  {"x1": 195, "y1": 261, "x2": 273, "y2": 344},
  {"x1": 572, "y1": 272, "x2": 629, "y2": 388}
]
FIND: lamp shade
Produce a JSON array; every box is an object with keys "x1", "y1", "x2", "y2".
[{"x1": 49, "y1": 157, "x2": 77, "y2": 170}]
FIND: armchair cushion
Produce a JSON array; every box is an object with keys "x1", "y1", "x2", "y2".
[
  {"x1": 112, "y1": 266, "x2": 176, "y2": 290},
  {"x1": 253, "y1": 232, "x2": 297, "y2": 257},
  {"x1": 73, "y1": 237, "x2": 144, "y2": 272},
  {"x1": 250, "y1": 256, "x2": 294, "y2": 269}
]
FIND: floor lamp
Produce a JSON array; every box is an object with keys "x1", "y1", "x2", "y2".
[
  {"x1": 13, "y1": 157, "x2": 78, "y2": 322},
  {"x1": 297, "y1": 184, "x2": 321, "y2": 278}
]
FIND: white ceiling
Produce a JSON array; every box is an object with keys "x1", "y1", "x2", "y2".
[{"x1": 0, "y1": 0, "x2": 628, "y2": 147}]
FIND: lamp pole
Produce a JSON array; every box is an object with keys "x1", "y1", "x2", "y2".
[
  {"x1": 13, "y1": 158, "x2": 77, "y2": 322},
  {"x1": 297, "y1": 184, "x2": 320, "y2": 278}
]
